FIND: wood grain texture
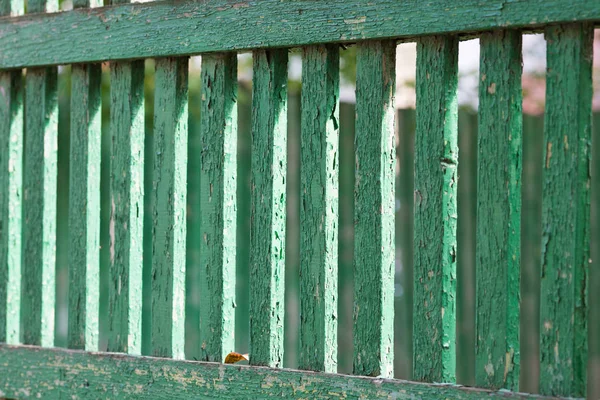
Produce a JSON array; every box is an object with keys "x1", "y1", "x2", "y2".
[
  {"x1": 151, "y1": 57, "x2": 188, "y2": 360},
  {"x1": 353, "y1": 40, "x2": 395, "y2": 379},
  {"x1": 1, "y1": 0, "x2": 600, "y2": 69},
  {"x1": 299, "y1": 44, "x2": 339, "y2": 374},
  {"x1": 476, "y1": 30, "x2": 522, "y2": 391},
  {"x1": 540, "y1": 23, "x2": 592, "y2": 398},
  {"x1": 590, "y1": 110, "x2": 600, "y2": 400},
  {"x1": 108, "y1": 59, "x2": 144, "y2": 355},
  {"x1": 0, "y1": 69, "x2": 22, "y2": 345},
  {"x1": 0, "y1": 344, "x2": 559, "y2": 399},
  {"x1": 68, "y1": 62, "x2": 102, "y2": 351},
  {"x1": 198, "y1": 53, "x2": 237, "y2": 363},
  {"x1": 21, "y1": 67, "x2": 58, "y2": 347},
  {"x1": 249, "y1": 49, "x2": 287, "y2": 368},
  {"x1": 413, "y1": 35, "x2": 458, "y2": 384}
]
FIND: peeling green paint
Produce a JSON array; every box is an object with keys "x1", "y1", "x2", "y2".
[
  {"x1": 198, "y1": 53, "x2": 237, "y2": 363},
  {"x1": 249, "y1": 49, "x2": 287, "y2": 368},
  {"x1": 476, "y1": 30, "x2": 522, "y2": 391},
  {"x1": 413, "y1": 35, "x2": 458, "y2": 385},
  {"x1": 108, "y1": 59, "x2": 145, "y2": 356},
  {"x1": 151, "y1": 57, "x2": 188, "y2": 360},
  {"x1": 0, "y1": 345, "x2": 560, "y2": 399},
  {"x1": 540, "y1": 23, "x2": 592, "y2": 398},
  {"x1": 299, "y1": 44, "x2": 339, "y2": 374},
  {"x1": 353, "y1": 40, "x2": 395, "y2": 379}
]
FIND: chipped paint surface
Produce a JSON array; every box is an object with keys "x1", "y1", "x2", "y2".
[
  {"x1": 0, "y1": 345, "x2": 559, "y2": 399},
  {"x1": 413, "y1": 35, "x2": 458, "y2": 384}
]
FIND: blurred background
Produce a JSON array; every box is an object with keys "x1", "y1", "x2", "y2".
[{"x1": 45, "y1": 3, "x2": 600, "y2": 392}]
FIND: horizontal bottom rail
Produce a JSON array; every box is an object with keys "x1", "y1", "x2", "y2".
[{"x1": 0, "y1": 345, "x2": 561, "y2": 399}]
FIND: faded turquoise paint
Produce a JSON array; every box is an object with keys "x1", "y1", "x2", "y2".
[
  {"x1": 198, "y1": 53, "x2": 237, "y2": 363},
  {"x1": 476, "y1": 30, "x2": 522, "y2": 391},
  {"x1": 0, "y1": 345, "x2": 560, "y2": 399},
  {"x1": 413, "y1": 35, "x2": 458, "y2": 384},
  {"x1": 2, "y1": 0, "x2": 600, "y2": 68},
  {"x1": 108, "y1": 60, "x2": 145, "y2": 355},
  {"x1": 353, "y1": 40, "x2": 395, "y2": 379},
  {"x1": 151, "y1": 57, "x2": 188, "y2": 360},
  {"x1": 68, "y1": 62, "x2": 102, "y2": 351},
  {"x1": 249, "y1": 49, "x2": 287, "y2": 368},
  {"x1": 0, "y1": 55, "x2": 22, "y2": 344},
  {"x1": 299, "y1": 44, "x2": 339, "y2": 374},
  {"x1": 21, "y1": 67, "x2": 58, "y2": 348},
  {"x1": 540, "y1": 23, "x2": 592, "y2": 398}
]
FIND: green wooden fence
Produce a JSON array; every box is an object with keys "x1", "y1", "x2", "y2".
[{"x1": 1, "y1": 0, "x2": 599, "y2": 398}]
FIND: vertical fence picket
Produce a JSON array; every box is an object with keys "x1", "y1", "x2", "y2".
[
  {"x1": 299, "y1": 44, "x2": 339, "y2": 373},
  {"x1": 540, "y1": 23, "x2": 592, "y2": 398},
  {"x1": 353, "y1": 40, "x2": 395, "y2": 378},
  {"x1": 590, "y1": 110, "x2": 600, "y2": 400},
  {"x1": 198, "y1": 53, "x2": 237, "y2": 362},
  {"x1": 151, "y1": 57, "x2": 188, "y2": 359},
  {"x1": 249, "y1": 49, "x2": 287, "y2": 368},
  {"x1": 476, "y1": 30, "x2": 522, "y2": 391},
  {"x1": 107, "y1": 59, "x2": 145, "y2": 355},
  {"x1": 67, "y1": 0, "x2": 102, "y2": 351},
  {"x1": 0, "y1": 0, "x2": 23, "y2": 345},
  {"x1": 20, "y1": 0, "x2": 58, "y2": 347},
  {"x1": 413, "y1": 35, "x2": 458, "y2": 384}
]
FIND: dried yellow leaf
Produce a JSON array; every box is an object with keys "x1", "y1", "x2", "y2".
[{"x1": 224, "y1": 352, "x2": 249, "y2": 364}]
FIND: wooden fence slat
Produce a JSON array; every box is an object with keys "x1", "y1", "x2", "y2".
[
  {"x1": 590, "y1": 110, "x2": 600, "y2": 400},
  {"x1": 353, "y1": 40, "x2": 395, "y2": 379},
  {"x1": 0, "y1": 0, "x2": 23, "y2": 345},
  {"x1": 2, "y1": 0, "x2": 600, "y2": 69},
  {"x1": 413, "y1": 35, "x2": 458, "y2": 384},
  {"x1": 107, "y1": 59, "x2": 145, "y2": 355},
  {"x1": 151, "y1": 57, "x2": 188, "y2": 360},
  {"x1": 475, "y1": 30, "x2": 522, "y2": 391},
  {"x1": 0, "y1": 344, "x2": 560, "y2": 399},
  {"x1": 249, "y1": 49, "x2": 287, "y2": 368},
  {"x1": 198, "y1": 53, "x2": 237, "y2": 362},
  {"x1": 540, "y1": 23, "x2": 592, "y2": 398},
  {"x1": 67, "y1": 0, "x2": 102, "y2": 353},
  {"x1": 298, "y1": 44, "x2": 339, "y2": 373},
  {"x1": 68, "y1": 63, "x2": 102, "y2": 351}
]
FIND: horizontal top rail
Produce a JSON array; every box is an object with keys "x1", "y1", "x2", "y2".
[{"x1": 0, "y1": 0, "x2": 599, "y2": 68}]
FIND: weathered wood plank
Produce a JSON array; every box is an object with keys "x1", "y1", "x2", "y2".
[
  {"x1": 0, "y1": 71, "x2": 22, "y2": 345},
  {"x1": 0, "y1": 344, "x2": 558, "y2": 399},
  {"x1": 1, "y1": 0, "x2": 600, "y2": 69},
  {"x1": 249, "y1": 49, "x2": 287, "y2": 368},
  {"x1": 68, "y1": 62, "x2": 102, "y2": 351},
  {"x1": 198, "y1": 53, "x2": 237, "y2": 363},
  {"x1": 413, "y1": 35, "x2": 458, "y2": 384},
  {"x1": 298, "y1": 44, "x2": 339, "y2": 374},
  {"x1": 590, "y1": 112, "x2": 600, "y2": 400},
  {"x1": 21, "y1": 67, "x2": 58, "y2": 347},
  {"x1": 476, "y1": 30, "x2": 522, "y2": 391},
  {"x1": 108, "y1": 59, "x2": 145, "y2": 355},
  {"x1": 540, "y1": 23, "x2": 592, "y2": 398},
  {"x1": 353, "y1": 40, "x2": 395, "y2": 379},
  {"x1": 151, "y1": 57, "x2": 188, "y2": 359}
]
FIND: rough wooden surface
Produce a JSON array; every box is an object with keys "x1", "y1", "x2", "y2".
[
  {"x1": 1, "y1": 0, "x2": 600, "y2": 68},
  {"x1": 68, "y1": 62, "x2": 102, "y2": 351},
  {"x1": 21, "y1": 66, "x2": 58, "y2": 347},
  {"x1": 249, "y1": 49, "x2": 287, "y2": 368},
  {"x1": 108, "y1": 59, "x2": 145, "y2": 355},
  {"x1": 151, "y1": 57, "x2": 188, "y2": 360},
  {"x1": 0, "y1": 345, "x2": 561, "y2": 399},
  {"x1": 413, "y1": 35, "x2": 458, "y2": 384},
  {"x1": 590, "y1": 111, "x2": 600, "y2": 400},
  {"x1": 299, "y1": 44, "x2": 339, "y2": 374},
  {"x1": 476, "y1": 30, "x2": 522, "y2": 391},
  {"x1": 0, "y1": 69, "x2": 22, "y2": 344},
  {"x1": 540, "y1": 23, "x2": 592, "y2": 398},
  {"x1": 198, "y1": 53, "x2": 237, "y2": 363},
  {"x1": 353, "y1": 40, "x2": 395, "y2": 379}
]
